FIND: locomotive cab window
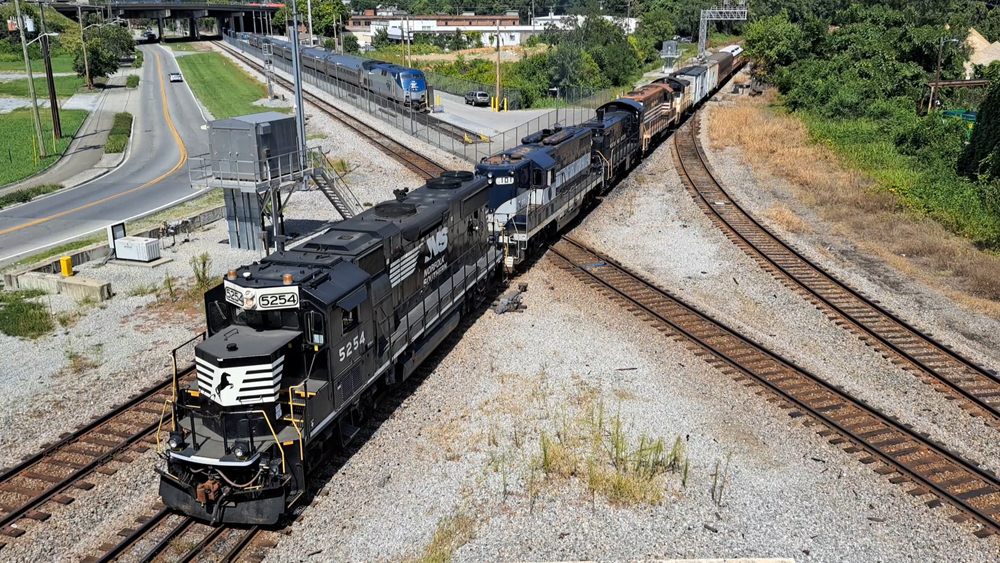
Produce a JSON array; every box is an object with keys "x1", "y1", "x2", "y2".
[
  {"x1": 532, "y1": 169, "x2": 543, "y2": 187},
  {"x1": 342, "y1": 307, "x2": 359, "y2": 334},
  {"x1": 306, "y1": 311, "x2": 325, "y2": 346}
]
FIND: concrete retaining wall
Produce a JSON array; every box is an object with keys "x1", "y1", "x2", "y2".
[{"x1": 3, "y1": 206, "x2": 225, "y2": 293}]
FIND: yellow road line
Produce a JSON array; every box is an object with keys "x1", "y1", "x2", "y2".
[{"x1": 0, "y1": 50, "x2": 188, "y2": 237}]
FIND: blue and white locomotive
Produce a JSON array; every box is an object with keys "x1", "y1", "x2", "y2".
[{"x1": 258, "y1": 37, "x2": 428, "y2": 110}]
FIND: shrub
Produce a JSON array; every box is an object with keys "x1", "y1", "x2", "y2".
[
  {"x1": 126, "y1": 75, "x2": 139, "y2": 88},
  {"x1": 105, "y1": 134, "x2": 127, "y2": 153},
  {"x1": 133, "y1": 49, "x2": 143, "y2": 69},
  {"x1": 110, "y1": 112, "x2": 133, "y2": 136}
]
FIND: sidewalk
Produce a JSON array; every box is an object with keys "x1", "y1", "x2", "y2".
[{"x1": 0, "y1": 66, "x2": 141, "y2": 197}]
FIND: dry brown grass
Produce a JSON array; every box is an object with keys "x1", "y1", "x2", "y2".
[
  {"x1": 411, "y1": 512, "x2": 478, "y2": 563},
  {"x1": 764, "y1": 205, "x2": 812, "y2": 234},
  {"x1": 707, "y1": 92, "x2": 1000, "y2": 316}
]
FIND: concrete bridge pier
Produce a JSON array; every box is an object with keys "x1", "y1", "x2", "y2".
[{"x1": 157, "y1": 17, "x2": 164, "y2": 40}]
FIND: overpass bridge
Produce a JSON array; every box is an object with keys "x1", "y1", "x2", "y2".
[{"x1": 48, "y1": 2, "x2": 283, "y2": 39}]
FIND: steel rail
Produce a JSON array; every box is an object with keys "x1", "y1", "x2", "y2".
[
  {"x1": 0, "y1": 373, "x2": 191, "y2": 536},
  {"x1": 93, "y1": 507, "x2": 172, "y2": 563},
  {"x1": 216, "y1": 41, "x2": 448, "y2": 181},
  {"x1": 550, "y1": 236, "x2": 1000, "y2": 537},
  {"x1": 673, "y1": 116, "x2": 1000, "y2": 424}
]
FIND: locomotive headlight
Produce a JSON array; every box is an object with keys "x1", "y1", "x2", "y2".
[
  {"x1": 168, "y1": 431, "x2": 185, "y2": 451},
  {"x1": 232, "y1": 441, "x2": 250, "y2": 460},
  {"x1": 487, "y1": 172, "x2": 493, "y2": 178}
]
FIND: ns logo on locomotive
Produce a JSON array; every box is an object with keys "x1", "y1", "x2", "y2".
[{"x1": 158, "y1": 44, "x2": 743, "y2": 525}]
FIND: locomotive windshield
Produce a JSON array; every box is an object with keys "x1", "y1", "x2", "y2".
[{"x1": 232, "y1": 307, "x2": 300, "y2": 331}]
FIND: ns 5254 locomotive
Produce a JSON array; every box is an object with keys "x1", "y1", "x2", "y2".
[{"x1": 157, "y1": 171, "x2": 501, "y2": 524}]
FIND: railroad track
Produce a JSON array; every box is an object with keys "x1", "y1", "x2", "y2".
[
  {"x1": 550, "y1": 236, "x2": 1000, "y2": 537},
  {"x1": 0, "y1": 376, "x2": 178, "y2": 548},
  {"x1": 0, "y1": 333, "x2": 204, "y2": 552},
  {"x1": 673, "y1": 116, "x2": 1000, "y2": 425},
  {"x1": 216, "y1": 41, "x2": 448, "y2": 181},
  {"x1": 80, "y1": 506, "x2": 264, "y2": 563}
]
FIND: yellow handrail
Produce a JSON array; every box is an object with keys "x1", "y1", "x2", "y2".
[
  {"x1": 252, "y1": 410, "x2": 287, "y2": 474},
  {"x1": 286, "y1": 384, "x2": 305, "y2": 461},
  {"x1": 156, "y1": 398, "x2": 174, "y2": 454}
]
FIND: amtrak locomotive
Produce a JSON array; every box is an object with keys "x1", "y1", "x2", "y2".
[{"x1": 159, "y1": 45, "x2": 743, "y2": 524}]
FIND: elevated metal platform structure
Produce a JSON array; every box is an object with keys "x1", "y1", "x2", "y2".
[{"x1": 699, "y1": 0, "x2": 748, "y2": 57}]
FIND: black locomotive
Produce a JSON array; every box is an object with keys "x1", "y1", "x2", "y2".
[{"x1": 158, "y1": 171, "x2": 500, "y2": 524}]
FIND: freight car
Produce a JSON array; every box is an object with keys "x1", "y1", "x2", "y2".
[
  {"x1": 157, "y1": 45, "x2": 745, "y2": 524},
  {"x1": 158, "y1": 171, "x2": 500, "y2": 524}
]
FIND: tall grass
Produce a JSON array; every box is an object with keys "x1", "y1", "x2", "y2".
[
  {"x1": 535, "y1": 399, "x2": 686, "y2": 505},
  {"x1": 707, "y1": 94, "x2": 1000, "y2": 304}
]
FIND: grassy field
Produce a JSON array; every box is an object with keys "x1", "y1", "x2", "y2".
[
  {"x1": 0, "y1": 109, "x2": 89, "y2": 186},
  {"x1": 0, "y1": 55, "x2": 75, "y2": 74},
  {"x1": 0, "y1": 75, "x2": 86, "y2": 98},
  {"x1": 176, "y1": 52, "x2": 288, "y2": 119}
]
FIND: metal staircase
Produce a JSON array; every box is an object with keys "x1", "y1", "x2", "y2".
[{"x1": 308, "y1": 150, "x2": 363, "y2": 219}]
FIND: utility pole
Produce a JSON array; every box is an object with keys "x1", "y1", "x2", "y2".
[
  {"x1": 495, "y1": 19, "x2": 501, "y2": 110},
  {"x1": 38, "y1": 3, "x2": 61, "y2": 139},
  {"x1": 289, "y1": 0, "x2": 307, "y2": 168},
  {"x1": 79, "y1": 6, "x2": 92, "y2": 90},
  {"x1": 406, "y1": 15, "x2": 413, "y2": 66},
  {"x1": 305, "y1": 0, "x2": 314, "y2": 46},
  {"x1": 14, "y1": 0, "x2": 47, "y2": 158},
  {"x1": 932, "y1": 36, "x2": 961, "y2": 112}
]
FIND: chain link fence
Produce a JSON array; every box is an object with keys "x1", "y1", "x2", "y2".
[{"x1": 223, "y1": 36, "x2": 602, "y2": 165}]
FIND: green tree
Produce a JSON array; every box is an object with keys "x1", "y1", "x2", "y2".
[
  {"x1": 959, "y1": 80, "x2": 1000, "y2": 183},
  {"x1": 74, "y1": 37, "x2": 120, "y2": 82},
  {"x1": 636, "y1": 9, "x2": 675, "y2": 54},
  {"x1": 371, "y1": 27, "x2": 391, "y2": 49},
  {"x1": 312, "y1": 0, "x2": 349, "y2": 39},
  {"x1": 86, "y1": 24, "x2": 134, "y2": 59},
  {"x1": 343, "y1": 33, "x2": 360, "y2": 54},
  {"x1": 743, "y1": 11, "x2": 806, "y2": 80}
]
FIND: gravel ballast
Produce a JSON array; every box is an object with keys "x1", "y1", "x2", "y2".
[
  {"x1": 0, "y1": 79, "x2": 420, "y2": 556},
  {"x1": 3, "y1": 76, "x2": 1000, "y2": 562},
  {"x1": 263, "y1": 258, "x2": 1000, "y2": 563},
  {"x1": 260, "y1": 124, "x2": 999, "y2": 561}
]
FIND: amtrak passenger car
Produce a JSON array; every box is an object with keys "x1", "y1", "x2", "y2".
[{"x1": 158, "y1": 171, "x2": 500, "y2": 524}]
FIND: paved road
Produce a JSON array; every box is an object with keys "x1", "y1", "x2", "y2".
[{"x1": 0, "y1": 44, "x2": 210, "y2": 267}]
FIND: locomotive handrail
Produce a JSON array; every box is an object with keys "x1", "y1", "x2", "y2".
[
  {"x1": 286, "y1": 384, "x2": 306, "y2": 461},
  {"x1": 155, "y1": 399, "x2": 175, "y2": 455},
  {"x1": 170, "y1": 331, "x2": 206, "y2": 402},
  {"x1": 252, "y1": 410, "x2": 286, "y2": 474}
]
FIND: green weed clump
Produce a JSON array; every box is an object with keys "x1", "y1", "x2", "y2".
[
  {"x1": 133, "y1": 50, "x2": 144, "y2": 69},
  {"x1": 126, "y1": 75, "x2": 139, "y2": 89},
  {"x1": 535, "y1": 399, "x2": 687, "y2": 506},
  {"x1": 0, "y1": 289, "x2": 53, "y2": 338}
]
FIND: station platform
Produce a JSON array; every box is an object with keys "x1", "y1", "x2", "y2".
[{"x1": 428, "y1": 90, "x2": 564, "y2": 140}]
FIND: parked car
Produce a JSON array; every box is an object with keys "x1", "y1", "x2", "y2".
[
  {"x1": 465, "y1": 91, "x2": 490, "y2": 106},
  {"x1": 169, "y1": 72, "x2": 183, "y2": 83}
]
